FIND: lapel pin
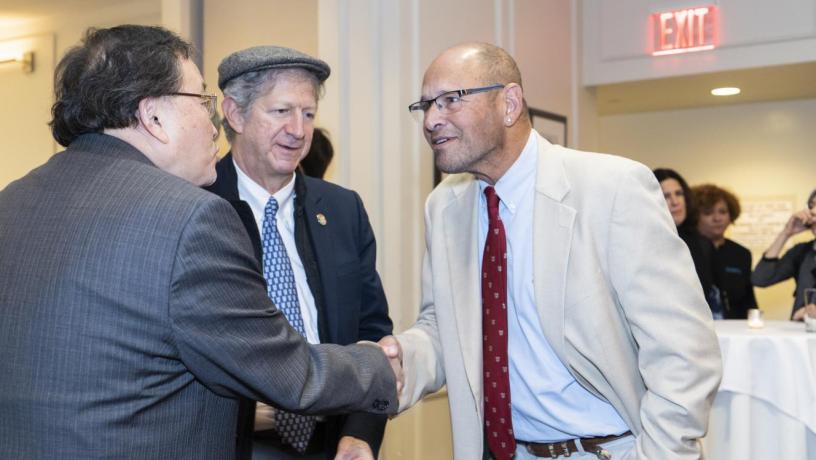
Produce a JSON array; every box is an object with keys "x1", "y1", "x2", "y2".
[{"x1": 316, "y1": 213, "x2": 327, "y2": 226}]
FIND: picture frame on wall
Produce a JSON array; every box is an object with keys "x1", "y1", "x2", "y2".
[{"x1": 529, "y1": 108, "x2": 567, "y2": 146}]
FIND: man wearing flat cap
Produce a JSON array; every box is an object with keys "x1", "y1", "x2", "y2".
[
  {"x1": 0, "y1": 26, "x2": 399, "y2": 460},
  {"x1": 206, "y1": 46, "x2": 393, "y2": 460}
]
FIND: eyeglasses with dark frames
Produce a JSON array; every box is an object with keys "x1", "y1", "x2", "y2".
[
  {"x1": 169, "y1": 92, "x2": 218, "y2": 117},
  {"x1": 407, "y1": 84, "x2": 505, "y2": 122}
]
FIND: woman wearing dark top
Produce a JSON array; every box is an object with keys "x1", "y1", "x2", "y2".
[
  {"x1": 693, "y1": 184, "x2": 757, "y2": 319},
  {"x1": 751, "y1": 189, "x2": 816, "y2": 319},
  {"x1": 653, "y1": 168, "x2": 722, "y2": 317}
]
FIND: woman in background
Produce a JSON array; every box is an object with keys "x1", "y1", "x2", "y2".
[
  {"x1": 693, "y1": 184, "x2": 757, "y2": 319},
  {"x1": 752, "y1": 189, "x2": 816, "y2": 319},
  {"x1": 653, "y1": 168, "x2": 723, "y2": 318}
]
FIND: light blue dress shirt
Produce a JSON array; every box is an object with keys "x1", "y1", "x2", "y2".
[{"x1": 477, "y1": 131, "x2": 629, "y2": 442}]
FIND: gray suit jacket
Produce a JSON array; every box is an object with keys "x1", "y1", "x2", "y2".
[
  {"x1": 397, "y1": 133, "x2": 722, "y2": 460},
  {"x1": 0, "y1": 134, "x2": 396, "y2": 460}
]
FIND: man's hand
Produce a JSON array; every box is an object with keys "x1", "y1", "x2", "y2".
[
  {"x1": 334, "y1": 436, "x2": 373, "y2": 460},
  {"x1": 378, "y1": 335, "x2": 404, "y2": 396}
]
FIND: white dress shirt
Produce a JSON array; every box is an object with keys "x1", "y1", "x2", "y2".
[{"x1": 234, "y1": 159, "x2": 321, "y2": 432}]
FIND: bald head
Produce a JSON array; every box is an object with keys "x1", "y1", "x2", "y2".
[
  {"x1": 424, "y1": 43, "x2": 528, "y2": 124},
  {"x1": 426, "y1": 43, "x2": 523, "y2": 89}
]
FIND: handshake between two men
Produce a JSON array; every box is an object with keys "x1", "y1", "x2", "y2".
[{"x1": 376, "y1": 336, "x2": 404, "y2": 399}]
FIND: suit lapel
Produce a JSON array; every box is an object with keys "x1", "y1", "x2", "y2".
[
  {"x1": 204, "y1": 154, "x2": 263, "y2": 261},
  {"x1": 442, "y1": 178, "x2": 483, "y2": 413},
  {"x1": 300, "y1": 183, "x2": 337, "y2": 341},
  {"x1": 532, "y1": 137, "x2": 575, "y2": 363}
]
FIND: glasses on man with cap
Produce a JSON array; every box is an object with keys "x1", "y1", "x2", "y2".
[
  {"x1": 407, "y1": 84, "x2": 504, "y2": 123},
  {"x1": 169, "y1": 92, "x2": 218, "y2": 117}
]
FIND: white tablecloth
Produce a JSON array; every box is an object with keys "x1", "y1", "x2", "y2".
[{"x1": 701, "y1": 320, "x2": 816, "y2": 459}]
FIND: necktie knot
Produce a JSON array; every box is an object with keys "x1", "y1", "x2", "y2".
[
  {"x1": 484, "y1": 186, "x2": 501, "y2": 221},
  {"x1": 265, "y1": 197, "x2": 279, "y2": 220}
]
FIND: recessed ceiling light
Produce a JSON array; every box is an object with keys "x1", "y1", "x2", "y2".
[{"x1": 711, "y1": 87, "x2": 741, "y2": 96}]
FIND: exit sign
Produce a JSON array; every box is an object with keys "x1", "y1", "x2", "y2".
[{"x1": 652, "y1": 6, "x2": 717, "y2": 56}]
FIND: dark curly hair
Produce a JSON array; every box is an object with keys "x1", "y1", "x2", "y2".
[
  {"x1": 49, "y1": 25, "x2": 194, "y2": 146},
  {"x1": 692, "y1": 183, "x2": 742, "y2": 222},
  {"x1": 652, "y1": 167, "x2": 697, "y2": 228}
]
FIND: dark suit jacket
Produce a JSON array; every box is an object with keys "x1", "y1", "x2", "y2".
[
  {"x1": 715, "y1": 239, "x2": 757, "y2": 319},
  {"x1": 752, "y1": 239, "x2": 816, "y2": 317},
  {"x1": 205, "y1": 154, "x2": 392, "y2": 459},
  {"x1": 0, "y1": 134, "x2": 396, "y2": 460}
]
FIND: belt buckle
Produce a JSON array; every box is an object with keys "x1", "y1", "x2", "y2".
[{"x1": 593, "y1": 447, "x2": 611, "y2": 460}]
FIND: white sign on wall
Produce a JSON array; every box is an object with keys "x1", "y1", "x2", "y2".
[{"x1": 729, "y1": 197, "x2": 794, "y2": 251}]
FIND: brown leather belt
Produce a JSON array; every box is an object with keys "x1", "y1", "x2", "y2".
[{"x1": 517, "y1": 431, "x2": 632, "y2": 459}]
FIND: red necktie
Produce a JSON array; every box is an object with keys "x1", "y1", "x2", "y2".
[{"x1": 482, "y1": 186, "x2": 516, "y2": 460}]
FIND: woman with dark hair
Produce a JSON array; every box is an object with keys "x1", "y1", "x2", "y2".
[
  {"x1": 653, "y1": 168, "x2": 723, "y2": 318},
  {"x1": 752, "y1": 189, "x2": 816, "y2": 319},
  {"x1": 299, "y1": 127, "x2": 334, "y2": 179},
  {"x1": 693, "y1": 184, "x2": 757, "y2": 319}
]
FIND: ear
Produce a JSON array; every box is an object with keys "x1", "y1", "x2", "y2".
[
  {"x1": 502, "y1": 83, "x2": 524, "y2": 126},
  {"x1": 221, "y1": 97, "x2": 246, "y2": 134},
  {"x1": 136, "y1": 97, "x2": 170, "y2": 144}
]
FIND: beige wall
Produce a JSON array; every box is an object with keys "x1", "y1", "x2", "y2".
[
  {"x1": 0, "y1": 1, "x2": 161, "y2": 189},
  {"x1": 515, "y1": 0, "x2": 573, "y2": 125},
  {"x1": 0, "y1": 34, "x2": 55, "y2": 188},
  {"x1": 598, "y1": 97, "x2": 816, "y2": 319}
]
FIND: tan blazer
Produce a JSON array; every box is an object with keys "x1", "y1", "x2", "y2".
[{"x1": 397, "y1": 133, "x2": 722, "y2": 460}]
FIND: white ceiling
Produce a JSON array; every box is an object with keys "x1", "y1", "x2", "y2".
[{"x1": 595, "y1": 61, "x2": 816, "y2": 115}]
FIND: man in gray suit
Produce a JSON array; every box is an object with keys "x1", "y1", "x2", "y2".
[
  {"x1": 380, "y1": 43, "x2": 721, "y2": 460},
  {"x1": 0, "y1": 25, "x2": 398, "y2": 460}
]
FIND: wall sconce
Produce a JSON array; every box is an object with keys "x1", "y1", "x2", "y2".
[{"x1": 0, "y1": 51, "x2": 34, "y2": 73}]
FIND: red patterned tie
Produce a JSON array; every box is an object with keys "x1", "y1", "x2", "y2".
[{"x1": 482, "y1": 186, "x2": 516, "y2": 460}]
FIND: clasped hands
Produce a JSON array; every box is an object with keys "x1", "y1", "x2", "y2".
[{"x1": 371, "y1": 335, "x2": 404, "y2": 397}]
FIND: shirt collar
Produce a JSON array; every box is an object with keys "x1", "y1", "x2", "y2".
[
  {"x1": 233, "y1": 157, "x2": 296, "y2": 218},
  {"x1": 479, "y1": 129, "x2": 538, "y2": 214}
]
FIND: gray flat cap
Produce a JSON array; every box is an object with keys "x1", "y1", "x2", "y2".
[{"x1": 218, "y1": 45, "x2": 331, "y2": 90}]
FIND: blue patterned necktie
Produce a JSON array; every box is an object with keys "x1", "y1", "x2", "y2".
[{"x1": 262, "y1": 196, "x2": 316, "y2": 453}]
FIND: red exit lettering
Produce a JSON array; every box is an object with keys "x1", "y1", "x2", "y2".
[{"x1": 652, "y1": 6, "x2": 717, "y2": 56}]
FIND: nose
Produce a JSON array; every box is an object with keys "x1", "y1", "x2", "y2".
[
  {"x1": 209, "y1": 119, "x2": 218, "y2": 141},
  {"x1": 285, "y1": 111, "x2": 306, "y2": 138},
  {"x1": 423, "y1": 103, "x2": 446, "y2": 133}
]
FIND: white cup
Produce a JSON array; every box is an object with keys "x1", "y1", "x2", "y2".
[{"x1": 747, "y1": 308, "x2": 764, "y2": 329}]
